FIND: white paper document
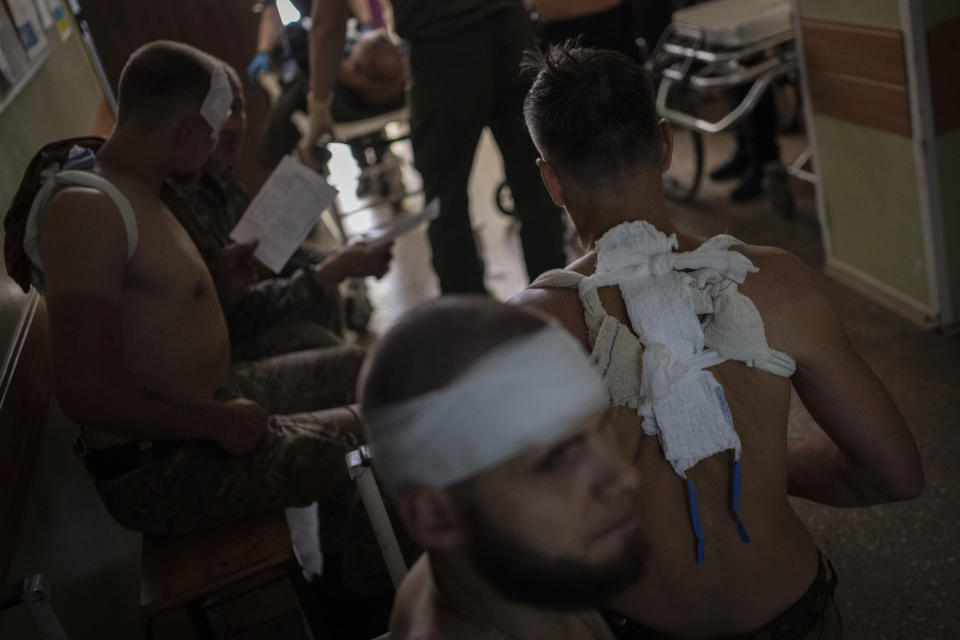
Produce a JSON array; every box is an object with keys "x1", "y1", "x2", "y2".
[
  {"x1": 33, "y1": 0, "x2": 53, "y2": 29},
  {"x1": 0, "y1": 7, "x2": 29, "y2": 85},
  {"x1": 229, "y1": 155, "x2": 339, "y2": 273},
  {"x1": 7, "y1": 0, "x2": 48, "y2": 59},
  {"x1": 46, "y1": 0, "x2": 70, "y2": 41},
  {"x1": 364, "y1": 198, "x2": 439, "y2": 248}
]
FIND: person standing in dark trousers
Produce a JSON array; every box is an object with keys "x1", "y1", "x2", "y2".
[
  {"x1": 709, "y1": 83, "x2": 780, "y2": 202},
  {"x1": 303, "y1": 0, "x2": 567, "y2": 294},
  {"x1": 532, "y1": 0, "x2": 639, "y2": 60}
]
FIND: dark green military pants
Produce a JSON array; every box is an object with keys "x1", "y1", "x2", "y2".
[{"x1": 90, "y1": 346, "x2": 395, "y2": 594}]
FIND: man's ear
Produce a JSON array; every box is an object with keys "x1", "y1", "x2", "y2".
[
  {"x1": 537, "y1": 158, "x2": 566, "y2": 208},
  {"x1": 394, "y1": 485, "x2": 465, "y2": 550},
  {"x1": 174, "y1": 113, "x2": 213, "y2": 150},
  {"x1": 658, "y1": 119, "x2": 674, "y2": 174}
]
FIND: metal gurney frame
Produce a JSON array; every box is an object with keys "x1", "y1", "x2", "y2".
[{"x1": 648, "y1": 0, "x2": 814, "y2": 214}]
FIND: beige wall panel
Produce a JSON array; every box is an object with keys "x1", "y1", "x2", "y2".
[
  {"x1": 801, "y1": 19, "x2": 912, "y2": 137},
  {"x1": 806, "y1": 70, "x2": 912, "y2": 138},
  {"x1": 801, "y1": 19, "x2": 907, "y2": 86},
  {"x1": 814, "y1": 115, "x2": 929, "y2": 304},
  {"x1": 798, "y1": 0, "x2": 901, "y2": 30}
]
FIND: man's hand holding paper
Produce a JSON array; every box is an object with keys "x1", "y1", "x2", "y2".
[{"x1": 230, "y1": 155, "x2": 339, "y2": 273}]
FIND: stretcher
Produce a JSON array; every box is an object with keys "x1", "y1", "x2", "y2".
[
  {"x1": 650, "y1": 0, "x2": 813, "y2": 212},
  {"x1": 652, "y1": 0, "x2": 796, "y2": 135}
]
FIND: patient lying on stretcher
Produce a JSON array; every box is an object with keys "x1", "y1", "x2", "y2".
[
  {"x1": 256, "y1": 20, "x2": 408, "y2": 168},
  {"x1": 335, "y1": 29, "x2": 407, "y2": 117}
]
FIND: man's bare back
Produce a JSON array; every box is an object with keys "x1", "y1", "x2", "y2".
[
  {"x1": 513, "y1": 231, "x2": 918, "y2": 635},
  {"x1": 513, "y1": 237, "x2": 812, "y2": 634}
]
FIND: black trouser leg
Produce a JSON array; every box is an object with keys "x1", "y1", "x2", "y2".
[
  {"x1": 490, "y1": 7, "x2": 565, "y2": 282},
  {"x1": 408, "y1": 34, "x2": 496, "y2": 293}
]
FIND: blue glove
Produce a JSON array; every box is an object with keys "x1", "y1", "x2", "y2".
[{"x1": 247, "y1": 52, "x2": 270, "y2": 82}]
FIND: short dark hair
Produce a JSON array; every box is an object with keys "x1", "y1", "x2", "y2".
[
  {"x1": 360, "y1": 297, "x2": 548, "y2": 412},
  {"x1": 117, "y1": 40, "x2": 217, "y2": 127},
  {"x1": 522, "y1": 44, "x2": 661, "y2": 184}
]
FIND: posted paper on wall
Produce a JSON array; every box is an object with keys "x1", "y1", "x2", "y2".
[
  {"x1": 33, "y1": 0, "x2": 53, "y2": 29},
  {"x1": 6, "y1": 0, "x2": 48, "y2": 59},
  {"x1": 230, "y1": 155, "x2": 339, "y2": 273},
  {"x1": 45, "y1": 0, "x2": 70, "y2": 40}
]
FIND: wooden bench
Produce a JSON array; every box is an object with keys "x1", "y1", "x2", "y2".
[
  {"x1": 0, "y1": 295, "x2": 69, "y2": 639},
  {"x1": 140, "y1": 510, "x2": 319, "y2": 640}
]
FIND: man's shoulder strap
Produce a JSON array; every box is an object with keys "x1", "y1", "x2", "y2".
[
  {"x1": 23, "y1": 169, "x2": 140, "y2": 266},
  {"x1": 4, "y1": 136, "x2": 106, "y2": 292},
  {"x1": 529, "y1": 268, "x2": 610, "y2": 341}
]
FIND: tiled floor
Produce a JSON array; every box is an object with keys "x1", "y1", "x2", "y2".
[{"x1": 323, "y1": 125, "x2": 960, "y2": 639}]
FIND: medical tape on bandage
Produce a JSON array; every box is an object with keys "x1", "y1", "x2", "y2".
[
  {"x1": 200, "y1": 63, "x2": 231, "y2": 136},
  {"x1": 364, "y1": 326, "x2": 610, "y2": 492}
]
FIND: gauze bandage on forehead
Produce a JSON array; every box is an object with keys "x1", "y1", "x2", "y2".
[
  {"x1": 200, "y1": 63, "x2": 231, "y2": 136},
  {"x1": 364, "y1": 326, "x2": 609, "y2": 492}
]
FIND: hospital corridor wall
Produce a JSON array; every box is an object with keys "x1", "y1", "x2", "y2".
[
  {"x1": 795, "y1": 0, "x2": 960, "y2": 330},
  {"x1": 0, "y1": 8, "x2": 144, "y2": 640}
]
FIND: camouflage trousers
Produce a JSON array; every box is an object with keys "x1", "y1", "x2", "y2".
[
  {"x1": 88, "y1": 346, "x2": 398, "y2": 594},
  {"x1": 603, "y1": 552, "x2": 841, "y2": 639},
  {"x1": 228, "y1": 268, "x2": 344, "y2": 362}
]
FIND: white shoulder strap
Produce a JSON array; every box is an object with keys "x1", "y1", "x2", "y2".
[
  {"x1": 23, "y1": 170, "x2": 139, "y2": 271},
  {"x1": 529, "y1": 269, "x2": 610, "y2": 339}
]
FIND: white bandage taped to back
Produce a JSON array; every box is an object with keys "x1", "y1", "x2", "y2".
[
  {"x1": 200, "y1": 63, "x2": 231, "y2": 136},
  {"x1": 364, "y1": 326, "x2": 609, "y2": 492}
]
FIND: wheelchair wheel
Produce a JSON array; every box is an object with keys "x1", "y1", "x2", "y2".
[{"x1": 663, "y1": 125, "x2": 704, "y2": 203}]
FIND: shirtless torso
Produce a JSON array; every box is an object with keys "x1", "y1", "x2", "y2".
[
  {"x1": 39, "y1": 159, "x2": 262, "y2": 454},
  {"x1": 513, "y1": 230, "x2": 917, "y2": 636},
  {"x1": 391, "y1": 556, "x2": 616, "y2": 640}
]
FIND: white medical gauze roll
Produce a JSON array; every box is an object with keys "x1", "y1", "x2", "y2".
[
  {"x1": 200, "y1": 63, "x2": 232, "y2": 136},
  {"x1": 364, "y1": 326, "x2": 610, "y2": 492}
]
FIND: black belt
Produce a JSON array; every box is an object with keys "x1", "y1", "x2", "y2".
[{"x1": 76, "y1": 435, "x2": 188, "y2": 481}]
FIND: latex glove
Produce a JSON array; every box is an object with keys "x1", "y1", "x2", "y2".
[{"x1": 247, "y1": 52, "x2": 270, "y2": 82}]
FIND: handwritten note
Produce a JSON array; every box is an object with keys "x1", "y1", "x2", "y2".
[{"x1": 230, "y1": 155, "x2": 339, "y2": 273}]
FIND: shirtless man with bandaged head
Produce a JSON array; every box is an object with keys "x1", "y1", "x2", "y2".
[
  {"x1": 511, "y1": 45, "x2": 924, "y2": 638},
  {"x1": 21, "y1": 42, "x2": 391, "y2": 594},
  {"x1": 360, "y1": 297, "x2": 648, "y2": 639}
]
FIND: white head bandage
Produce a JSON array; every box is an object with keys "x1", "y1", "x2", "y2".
[
  {"x1": 200, "y1": 63, "x2": 232, "y2": 136},
  {"x1": 364, "y1": 325, "x2": 609, "y2": 492}
]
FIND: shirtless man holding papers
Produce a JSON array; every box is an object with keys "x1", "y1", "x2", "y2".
[{"x1": 21, "y1": 41, "x2": 392, "y2": 596}]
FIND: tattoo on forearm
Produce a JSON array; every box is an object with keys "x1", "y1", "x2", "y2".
[{"x1": 143, "y1": 387, "x2": 209, "y2": 416}]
